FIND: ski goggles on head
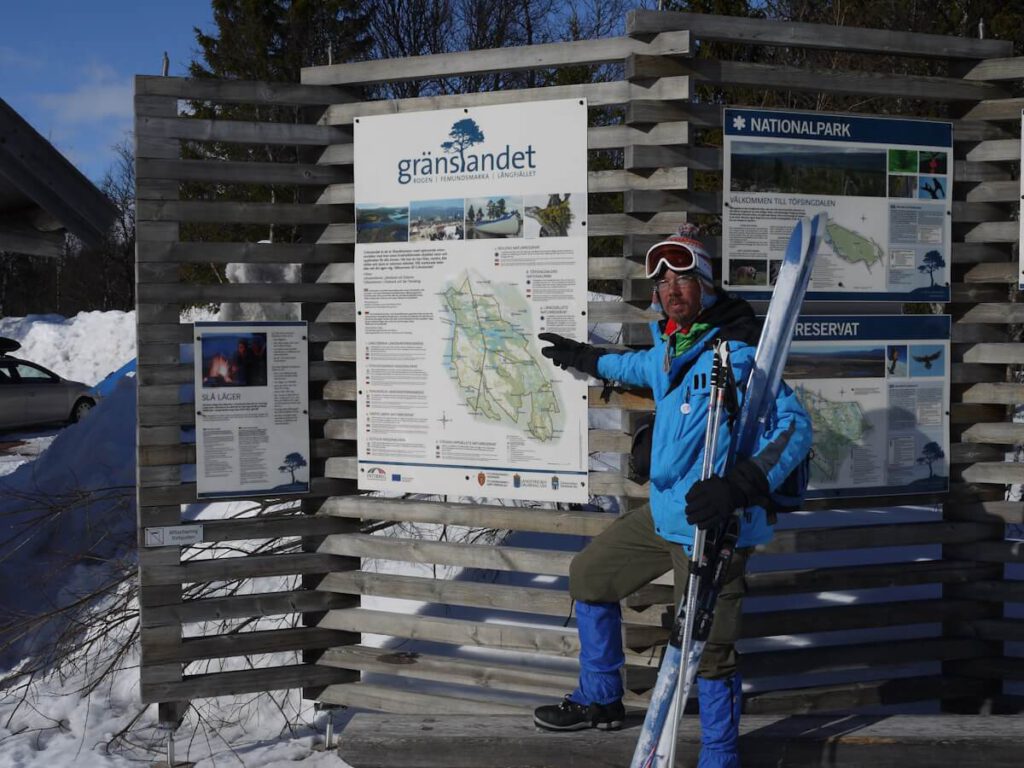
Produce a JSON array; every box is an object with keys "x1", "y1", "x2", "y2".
[{"x1": 644, "y1": 236, "x2": 713, "y2": 282}]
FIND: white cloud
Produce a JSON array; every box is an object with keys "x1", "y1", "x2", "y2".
[
  {"x1": 0, "y1": 46, "x2": 44, "y2": 71},
  {"x1": 34, "y1": 64, "x2": 132, "y2": 126}
]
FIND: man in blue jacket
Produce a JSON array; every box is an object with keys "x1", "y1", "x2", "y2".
[{"x1": 532, "y1": 228, "x2": 812, "y2": 768}]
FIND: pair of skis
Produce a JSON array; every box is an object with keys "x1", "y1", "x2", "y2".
[{"x1": 629, "y1": 213, "x2": 825, "y2": 768}]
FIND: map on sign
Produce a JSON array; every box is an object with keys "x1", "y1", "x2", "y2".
[
  {"x1": 824, "y1": 220, "x2": 883, "y2": 270},
  {"x1": 441, "y1": 271, "x2": 561, "y2": 442},
  {"x1": 793, "y1": 383, "x2": 872, "y2": 484}
]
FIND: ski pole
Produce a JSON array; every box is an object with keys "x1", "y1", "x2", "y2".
[
  {"x1": 630, "y1": 339, "x2": 733, "y2": 768},
  {"x1": 659, "y1": 339, "x2": 733, "y2": 768}
]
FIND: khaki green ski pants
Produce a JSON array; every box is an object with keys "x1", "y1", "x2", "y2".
[{"x1": 569, "y1": 506, "x2": 750, "y2": 680}]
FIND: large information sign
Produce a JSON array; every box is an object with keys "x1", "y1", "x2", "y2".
[
  {"x1": 354, "y1": 100, "x2": 589, "y2": 502},
  {"x1": 1019, "y1": 108, "x2": 1023, "y2": 292},
  {"x1": 724, "y1": 108, "x2": 953, "y2": 302},
  {"x1": 194, "y1": 321, "x2": 310, "y2": 499},
  {"x1": 786, "y1": 315, "x2": 950, "y2": 500}
]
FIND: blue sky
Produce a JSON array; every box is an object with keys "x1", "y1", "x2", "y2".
[{"x1": 1, "y1": 1, "x2": 213, "y2": 184}]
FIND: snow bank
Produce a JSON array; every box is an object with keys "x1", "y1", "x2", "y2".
[{"x1": 0, "y1": 311, "x2": 136, "y2": 385}]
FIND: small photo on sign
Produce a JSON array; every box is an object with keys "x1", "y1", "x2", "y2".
[
  {"x1": 201, "y1": 332, "x2": 268, "y2": 388},
  {"x1": 908, "y1": 344, "x2": 944, "y2": 377},
  {"x1": 356, "y1": 203, "x2": 409, "y2": 243},
  {"x1": 918, "y1": 176, "x2": 946, "y2": 200},
  {"x1": 888, "y1": 149, "x2": 918, "y2": 174},
  {"x1": 523, "y1": 193, "x2": 584, "y2": 238},
  {"x1": 410, "y1": 198, "x2": 465, "y2": 241},
  {"x1": 886, "y1": 345, "x2": 908, "y2": 378},
  {"x1": 888, "y1": 175, "x2": 917, "y2": 198},
  {"x1": 918, "y1": 151, "x2": 947, "y2": 175},
  {"x1": 728, "y1": 259, "x2": 767, "y2": 286},
  {"x1": 465, "y1": 195, "x2": 524, "y2": 239}
]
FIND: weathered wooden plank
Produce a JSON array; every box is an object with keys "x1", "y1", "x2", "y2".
[
  {"x1": 627, "y1": 10, "x2": 1012, "y2": 58},
  {"x1": 951, "y1": 442, "x2": 1007, "y2": 464},
  {"x1": 963, "y1": 462, "x2": 1024, "y2": 485},
  {"x1": 962, "y1": 343, "x2": 1024, "y2": 363},
  {"x1": 144, "y1": 241, "x2": 348, "y2": 265},
  {"x1": 962, "y1": 383, "x2": 1024, "y2": 404},
  {"x1": 320, "y1": 646, "x2": 577, "y2": 699},
  {"x1": 964, "y1": 221, "x2": 1019, "y2": 243},
  {"x1": 959, "y1": 618, "x2": 1024, "y2": 642},
  {"x1": 943, "y1": 499, "x2": 1024, "y2": 524},
  {"x1": 955, "y1": 160, "x2": 1011, "y2": 182},
  {"x1": 142, "y1": 589, "x2": 354, "y2": 628},
  {"x1": 136, "y1": 115, "x2": 345, "y2": 147},
  {"x1": 625, "y1": 189, "x2": 719, "y2": 215},
  {"x1": 137, "y1": 157, "x2": 348, "y2": 185},
  {"x1": 137, "y1": 200, "x2": 351, "y2": 225},
  {"x1": 136, "y1": 74, "x2": 347, "y2": 105},
  {"x1": 138, "y1": 282, "x2": 348, "y2": 302},
  {"x1": 962, "y1": 263, "x2": 1016, "y2": 283},
  {"x1": 962, "y1": 97, "x2": 1024, "y2": 122},
  {"x1": 965, "y1": 139, "x2": 1023, "y2": 163},
  {"x1": 320, "y1": 572, "x2": 570, "y2": 618},
  {"x1": 952, "y1": 200, "x2": 1013, "y2": 223},
  {"x1": 0, "y1": 225, "x2": 63, "y2": 258},
  {"x1": 588, "y1": 168, "x2": 688, "y2": 193},
  {"x1": 952, "y1": 657, "x2": 1024, "y2": 682},
  {"x1": 744, "y1": 676, "x2": 990, "y2": 715},
  {"x1": 629, "y1": 560, "x2": 1000, "y2": 610},
  {"x1": 626, "y1": 144, "x2": 720, "y2": 171},
  {"x1": 759, "y1": 522, "x2": 999, "y2": 555},
  {"x1": 317, "y1": 496, "x2": 615, "y2": 537},
  {"x1": 140, "y1": 552, "x2": 350, "y2": 586},
  {"x1": 958, "y1": 305, "x2": 1024, "y2": 323},
  {"x1": 964, "y1": 180, "x2": 1022, "y2": 203},
  {"x1": 587, "y1": 301, "x2": 658, "y2": 324},
  {"x1": 945, "y1": 540, "x2": 1024, "y2": 564},
  {"x1": 146, "y1": 627, "x2": 350, "y2": 664},
  {"x1": 589, "y1": 212, "x2": 695, "y2": 235},
  {"x1": 735, "y1": 599, "x2": 991, "y2": 639},
  {"x1": 961, "y1": 422, "x2": 1024, "y2": 444},
  {"x1": 324, "y1": 418, "x2": 356, "y2": 440},
  {"x1": 319, "y1": 608, "x2": 578, "y2": 656},
  {"x1": 319, "y1": 682, "x2": 530, "y2": 715},
  {"x1": 323, "y1": 78, "x2": 690, "y2": 125},
  {"x1": 318, "y1": 533, "x2": 574, "y2": 576},
  {"x1": 627, "y1": 55, "x2": 1003, "y2": 101},
  {"x1": 302, "y1": 31, "x2": 690, "y2": 86},
  {"x1": 947, "y1": 579, "x2": 1024, "y2": 603},
  {"x1": 963, "y1": 56, "x2": 1024, "y2": 81},
  {"x1": 589, "y1": 121, "x2": 688, "y2": 149},
  {"x1": 141, "y1": 663, "x2": 353, "y2": 704},
  {"x1": 333, "y1": 711, "x2": 1023, "y2": 768}
]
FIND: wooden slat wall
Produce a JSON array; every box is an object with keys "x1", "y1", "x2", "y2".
[{"x1": 135, "y1": 11, "x2": 1023, "y2": 713}]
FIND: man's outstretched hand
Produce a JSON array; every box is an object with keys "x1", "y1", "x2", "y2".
[
  {"x1": 538, "y1": 332, "x2": 606, "y2": 378},
  {"x1": 685, "y1": 460, "x2": 770, "y2": 530}
]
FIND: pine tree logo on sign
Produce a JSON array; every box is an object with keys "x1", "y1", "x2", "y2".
[{"x1": 396, "y1": 117, "x2": 538, "y2": 184}]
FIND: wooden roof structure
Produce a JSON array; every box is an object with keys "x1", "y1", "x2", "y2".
[{"x1": 0, "y1": 97, "x2": 118, "y2": 257}]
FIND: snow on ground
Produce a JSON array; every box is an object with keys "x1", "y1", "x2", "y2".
[{"x1": 0, "y1": 311, "x2": 352, "y2": 767}]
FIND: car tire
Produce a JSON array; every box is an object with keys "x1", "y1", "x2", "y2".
[{"x1": 70, "y1": 397, "x2": 95, "y2": 423}]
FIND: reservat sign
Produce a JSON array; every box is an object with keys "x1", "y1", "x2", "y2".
[
  {"x1": 724, "y1": 107, "x2": 953, "y2": 302},
  {"x1": 353, "y1": 99, "x2": 589, "y2": 502},
  {"x1": 787, "y1": 314, "x2": 950, "y2": 499}
]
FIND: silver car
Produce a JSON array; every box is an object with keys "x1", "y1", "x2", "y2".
[{"x1": 0, "y1": 339, "x2": 96, "y2": 431}]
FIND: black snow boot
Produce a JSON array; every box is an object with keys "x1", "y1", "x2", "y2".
[{"x1": 533, "y1": 695, "x2": 625, "y2": 731}]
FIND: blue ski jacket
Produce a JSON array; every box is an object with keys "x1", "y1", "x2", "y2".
[{"x1": 595, "y1": 299, "x2": 812, "y2": 550}]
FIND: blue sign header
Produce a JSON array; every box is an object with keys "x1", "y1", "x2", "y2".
[
  {"x1": 792, "y1": 314, "x2": 950, "y2": 342},
  {"x1": 725, "y1": 108, "x2": 952, "y2": 148}
]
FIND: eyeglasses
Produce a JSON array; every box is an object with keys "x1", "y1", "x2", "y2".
[
  {"x1": 645, "y1": 243, "x2": 697, "y2": 279},
  {"x1": 654, "y1": 273, "x2": 698, "y2": 291}
]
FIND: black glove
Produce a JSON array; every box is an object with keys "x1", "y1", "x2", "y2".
[
  {"x1": 685, "y1": 459, "x2": 770, "y2": 530},
  {"x1": 537, "y1": 332, "x2": 607, "y2": 378}
]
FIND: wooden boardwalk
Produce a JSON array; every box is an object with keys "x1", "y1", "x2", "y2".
[{"x1": 337, "y1": 713, "x2": 1023, "y2": 768}]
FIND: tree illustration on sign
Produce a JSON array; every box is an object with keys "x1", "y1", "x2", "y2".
[
  {"x1": 916, "y1": 441, "x2": 945, "y2": 478},
  {"x1": 918, "y1": 250, "x2": 945, "y2": 287},
  {"x1": 279, "y1": 452, "x2": 307, "y2": 483},
  {"x1": 441, "y1": 118, "x2": 484, "y2": 165}
]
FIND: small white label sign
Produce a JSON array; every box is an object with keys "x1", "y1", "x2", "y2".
[{"x1": 144, "y1": 525, "x2": 204, "y2": 548}]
